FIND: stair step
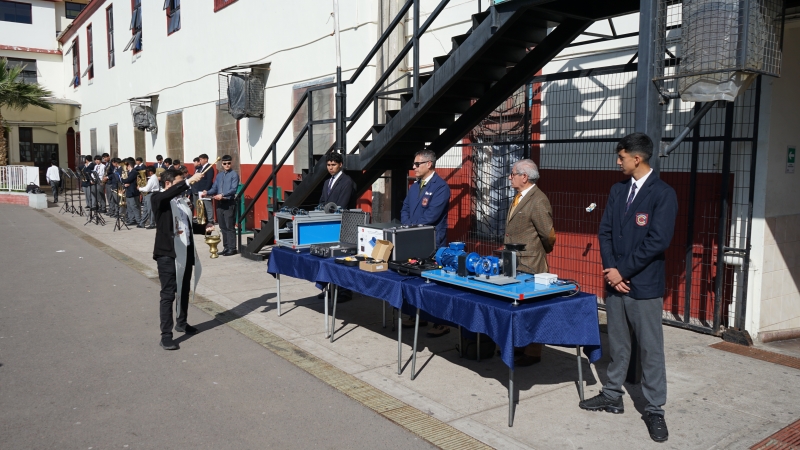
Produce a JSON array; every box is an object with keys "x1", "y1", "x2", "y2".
[
  {"x1": 413, "y1": 112, "x2": 456, "y2": 128},
  {"x1": 428, "y1": 98, "x2": 472, "y2": 114},
  {"x1": 433, "y1": 55, "x2": 449, "y2": 71},
  {"x1": 447, "y1": 80, "x2": 489, "y2": 98},
  {"x1": 505, "y1": 25, "x2": 548, "y2": 46},
  {"x1": 471, "y1": 10, "x2": 490, "y2": 29},
  {"x1": 397, "y1": 127, "x2": 441, "y2": 143},
  {"x1": 451, "y1": 33, "x2": 469, "y2": 51},
  {"x1": 419, "y1": 73, "x2": 432, "y2": 86},
  {"x1": 479, "y1": 44, "x2": 527, "y2": 65},
  {"x1": 385, "y1": 109, "x2": 400, "y2": 123},
  {"x1": 462, "y1": 63, "x2": 509, "y2": 82},
  {"x1": 247, "y1": 236, "x2": 253, "y2": 245},
  {"x1": 400, "y1": 93, "x2": 413, "y2": 106}
]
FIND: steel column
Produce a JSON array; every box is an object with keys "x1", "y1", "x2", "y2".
[
  {"x1": 634, "y1": 0, "x2": 665, "y2": 176},
  {"x1": 713, "y1": 103, "x2": 736, "y2": 333}
]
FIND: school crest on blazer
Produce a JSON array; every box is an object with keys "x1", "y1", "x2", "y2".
[{"x1": 636, "y1": 213, "x2": 649, "y2": 226}]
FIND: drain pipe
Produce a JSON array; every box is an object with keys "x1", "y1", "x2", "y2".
[{"x1": 660, "y1": 101, "x2": 717, "y2": 157}]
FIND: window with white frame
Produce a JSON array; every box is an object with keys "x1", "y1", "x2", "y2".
[
  {"x1": 0, "y1": 0, "x2": 32, "y2": 24},
  {"x1": 164, "y1": 0, "x2": 180, "y2": 34},
  {"x1": 124, "y1": 0, "x2": 142, "y2": 53}
]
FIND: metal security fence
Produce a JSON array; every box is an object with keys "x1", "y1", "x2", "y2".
[{"x1": 438, "y1": 63, "x2": 760, "y2": 335}]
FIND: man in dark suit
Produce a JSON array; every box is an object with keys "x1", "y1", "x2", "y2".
[
  {"x1": 80, "y1": 156, "x2": 95, "y2": 210},
  {"x1": 579, "y1": 133, "x2": 677, "y2": 443},
  {"x1": 192, "y1": 153, "x2": 215, "y2": 224},
  {"x1": 319, "y1": 152, "x2": 356, "y2": 209},
  {"x1": 504, "y1": 158, "x2": 555, "y2": 366},
  {"x1": 121, "y1": 158, "x2": 143, "y2": 227},
  {"x1": 152, "y1": 168, "x2": 206, "y2": 350},
  {"x1": 401, "y1": 149, "x2": 451, "y2": 336}
]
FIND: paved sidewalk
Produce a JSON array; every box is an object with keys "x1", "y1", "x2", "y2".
[
  {"x1": 34, "y1": 201, "x2": 800, "y2": 449},
  {"x1": 0, "y1": 205, "x2": 433, "y2": 450}
]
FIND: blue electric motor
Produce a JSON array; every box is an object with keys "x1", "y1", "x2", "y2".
[
  {"x1": 435, "y1": 242, "x2": 480, "y2": 273},
  {"x1": 474, "y1": 256, "x2": 501, "y2": 276}
]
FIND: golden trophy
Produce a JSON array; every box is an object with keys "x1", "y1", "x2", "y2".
[{"x1": 205, "y1": 233, "x2": 222, "y2": 259}]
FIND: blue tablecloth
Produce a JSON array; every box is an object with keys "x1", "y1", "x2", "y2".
[
  {"x1": 267, "y1": 247, "x2": 325, "y2": 284},
  {"x1": 401, "y1": 278, "x2": 602, "y2": 369},
  {"x1": 315, "y1": 260, "x2": 416, "y2": 309}
]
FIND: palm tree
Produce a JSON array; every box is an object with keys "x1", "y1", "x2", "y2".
[{"x1": 0, "y1": 57, "x2": 54, "y2": 166}]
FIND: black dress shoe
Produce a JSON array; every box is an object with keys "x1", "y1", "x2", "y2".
[
  {"x1": 159, "y1": 339, "x2": 179, "y2": 350},
  {"x1": 579, "y1": 393, "x2": 624, "y2": 414},
  {"x1": 136, "y1": 224, "x2": 145, "y2": 228},
  {"x1": 514, "y1": 355, "x2": 541, "y2": 367},
  {"x1": 146, "y1": 225, "x2": 156, "y2": 229},
  {"x1": 222, "y1": 250, "x2": 238, "y2": 256},
  {"x1": 175, "y1": 324, "x2": 198, "y2": 334},
  {"x1": 646, "y1": 413, "x2": 668, "y2": 442}
]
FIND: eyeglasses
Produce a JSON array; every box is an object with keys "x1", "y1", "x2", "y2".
[
  {"x1": 221, "y1": 162, "x2": 232, "y2": 166},
  {"x1": 412, "y1": 161, "x2": 431, "y2": 168},
  {"x1": 510, "y1": 172, "x2": 526, "y2": 177}
]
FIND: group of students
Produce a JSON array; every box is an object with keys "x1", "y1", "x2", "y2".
[{"x1": 72, "y1": 153, "x2": 239, "y2": 253}]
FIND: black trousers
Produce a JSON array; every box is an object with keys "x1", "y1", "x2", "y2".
[
  {"x1": 216, "y1": 200, "x2": 236, "y2": 252},
  {"x1": 156, "y1": 251, "x2": 194, "y2": 340}
]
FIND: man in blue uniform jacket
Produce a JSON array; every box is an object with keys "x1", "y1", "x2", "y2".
[
  {"x1": 401, "y1": 149, "x2": 451, "y2": 336},
  {"x1": 579, "y1": 132, "x2": 678, "y2": 443},
  {"x1": 401, "y1": 149, "x2": 450, "y2": 249}
]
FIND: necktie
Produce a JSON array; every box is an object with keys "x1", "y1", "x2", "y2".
[
  {"x1": 419, "y1": 180, "x2": 426, "y2": 194},
  {"x1": 625, "y1": 182, "x2": 638, "y2": 213},
  {"x1": 328, "y1": 176, "x2": 334, "y2": 194}
]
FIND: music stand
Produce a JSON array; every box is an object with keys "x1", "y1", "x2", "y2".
[
  {"x1": 58, "y1": 169, "x2": 71, "y2": 214},
  {"x1": 74, "y1": 168, "x2": 86, "y2": 216},
  {"x1": 66, "y1": 169, "x2": 79, "y2": 215},
  {"x1": 84, "y1": 171, "x2": 106, "y2": 226}
]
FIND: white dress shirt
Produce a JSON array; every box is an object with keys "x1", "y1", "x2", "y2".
[
  {"x1": 46, "y1": 166, "x2": 60, "y2": 183},
  {"x1": 327, "y1": 171, "x2": 342, "y2": 191},
  {"x1": 141, "y1": 174, "x2": 160, "y2": 193},
  {"x1": 627, "y1": 168, "x2": 653, "y2": 203}
]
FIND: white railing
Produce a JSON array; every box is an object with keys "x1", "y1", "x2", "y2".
[{"x1": 0, "y1": 166, "x2": 29, "y2": 192}]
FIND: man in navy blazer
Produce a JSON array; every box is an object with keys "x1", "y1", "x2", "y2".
[
  {"x1": 401, "y1": 149, "x2": 451, "y2": 336},
  {"x1": 319, "y1": 152, "x2": 356, "y2": 209},
  {"x1": 401, "y1": 149, "x2": 450, "y2": 249},
  {"x1": 579, "y1": 133, "x2": 677, "y2": 443}
]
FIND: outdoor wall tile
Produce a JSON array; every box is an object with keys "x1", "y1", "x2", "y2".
[
  {"x1": 763, "y1": 244, "x2": 776, "y2": 273},
  {"x1": 775, "y1": 215, "x2": 788, "y2": 244},
  {"x1": 765, "y1": 217, "x2": 776, "y2": 245},
  {"x1": 763, "y1": 271, "x2": 780, "y2": 300},
  {"x1": 783, "y1": 269, "x2": 800, "y2": 296}
]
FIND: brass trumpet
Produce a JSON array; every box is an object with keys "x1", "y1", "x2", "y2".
[{"x1": 192, "y1": 157, "x2": 220, "y2": 227}]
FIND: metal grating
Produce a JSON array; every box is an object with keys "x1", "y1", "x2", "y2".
[{"x1": 751, "y1": 419, "x2": 800, "y2": 449}]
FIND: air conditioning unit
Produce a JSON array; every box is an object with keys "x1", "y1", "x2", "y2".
[
  {"x1": 218, "y1": 66, "x2": 267, "y2": 120},
  {"x1": 129, "y1": 96, "x2": 158, "y2": 133}
]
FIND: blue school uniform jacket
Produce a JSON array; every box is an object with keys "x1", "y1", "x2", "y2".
[
  {"x1": 598, "y1": 174, "x2": 678, "y2": 300},
  {"x1": 401, "y1": 172, "x2": 451, "y2": 249}
]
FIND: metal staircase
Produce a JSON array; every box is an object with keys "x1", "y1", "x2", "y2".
[{"x1": 237, "y1": 0, "x2": 639, "y2": 260}]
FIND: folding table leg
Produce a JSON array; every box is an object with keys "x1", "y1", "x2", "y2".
[
  {"x1": 324, "y1": 287, "x2": 329, "y2": 338},
  {"x1": 477, "y1": 333, "x2": 481, "y2": 362},
  {"x1": 576, "y1": 346, "x2": 585, "y2": 402},
  {"x1": 329, "y1": 285, "x2": 339, "y2": 343},
  {"x1": 458, "y1": 325, "x2": 463, "y2": 358},
  {"x1": 508, "y1": 368, "x2": 515, "y2": 427},
  {"x1": 382, "y1": 301, "x2": 386, "y2": 328},
  {"x1": 276, "y1": 274, "x2": 282, "y2": 317},
  {"x1": 397, "y1": 309, "x2": 402, "y2": 375},
  {"x1": 411, "y1": 308, "x2": 420, "y2": 380}
]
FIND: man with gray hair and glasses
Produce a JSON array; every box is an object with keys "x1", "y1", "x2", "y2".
[
  {"x1": 401, "y1": 149, "x2": 452, "y2": 337},
  {"x1": 504, "y1": 158, "x2": 556, "y2": 365}
]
